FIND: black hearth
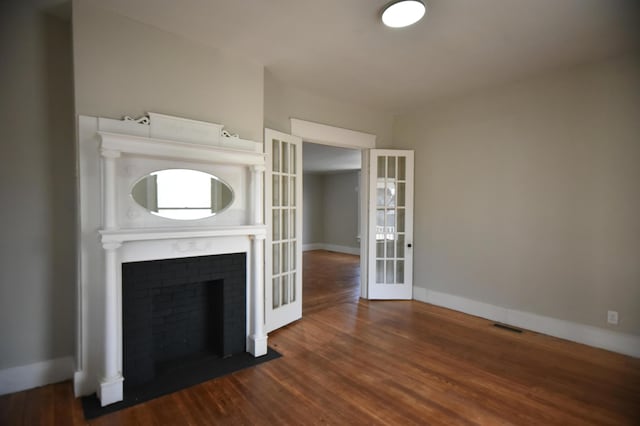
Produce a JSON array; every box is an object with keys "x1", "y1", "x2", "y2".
[
  {"x1": 81, "y1": 251, "x2": 282, "y2": 419},
  {"x1": 122, "y1": 253, "x2": 247, "y2": 387}
]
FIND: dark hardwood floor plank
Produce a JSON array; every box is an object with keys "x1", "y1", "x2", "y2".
[
  {"x1": 1, "y1": 391, "x2": 26, "y2": 426},
  {"x1": 52, "y1": 381, "x2": 85, "y2": 426},
  {"x1": 0, "y1": 391, "x2": 10, "y2": 423},
  {"x1": 23, "y1": 385, "x2": 55, "y2": 426}
]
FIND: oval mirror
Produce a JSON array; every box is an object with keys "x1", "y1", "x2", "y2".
[{"x1": 131, "y1": 169, "x2": 234, "y2": 220}]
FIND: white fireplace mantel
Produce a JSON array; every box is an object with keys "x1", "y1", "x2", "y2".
[
  {"x1": 100, "y1": 225, "x2": 267, "y2": 244},
  {"x1": 98, "y1": 130, "x2": 266, "y2": 166},
  {"x1": 75, "y1": 114, "x2": 268, "y2": 407}
]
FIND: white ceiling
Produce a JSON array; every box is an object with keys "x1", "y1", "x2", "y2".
[
  {"x1": 90, "y1": 0, "x2": 639, "y2": 112},
  {"x1": 303, "y1": 143, "x2": 361, "y2": 174}
]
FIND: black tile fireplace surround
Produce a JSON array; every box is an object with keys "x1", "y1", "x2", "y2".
[{"x1": 122, "y1": 253, "x2": 246, "y2": 387}]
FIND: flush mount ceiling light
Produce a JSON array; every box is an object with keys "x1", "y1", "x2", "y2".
[{"x1": 382, "y1": 0, "x2": 426, "y2": 28}]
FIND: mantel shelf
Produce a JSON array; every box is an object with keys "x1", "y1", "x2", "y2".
[
  {"x1": 100, "y1": 225, "x2": 267, "y2": 244},
  {"x1": 98, "y1": 131, "x2": 266, "y2": 165}
]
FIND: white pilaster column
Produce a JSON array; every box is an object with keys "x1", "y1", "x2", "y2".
[
  {"x1": 250, "y1": 164, "x2": 266, "y2": 225},
  {"x1": 248, "y1": 234, "x2": 268, "y2": 356},
  {"x1": 100, "y1": 149, "x2": 121, "y2": 230},
  {"x1": 98, "y1": 241, "x2": 124, "y2": 406},
  {"x1": 248, "y1": 164, "x2": 267, "y2": 356}
]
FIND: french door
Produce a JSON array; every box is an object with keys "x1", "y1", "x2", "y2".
[
  {"x1": 264, "y1": 129, "x2": 303, "y2": 332},
  {"x1": 367, "y1": 150, "x2": 414, "y2": 299}
]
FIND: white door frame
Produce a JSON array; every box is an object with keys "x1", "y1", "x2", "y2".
[{"x1": 290, "y1": 118, "x2": 376, "y2": 299}]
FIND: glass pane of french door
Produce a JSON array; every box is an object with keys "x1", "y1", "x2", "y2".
[
  {"x1": 271, "y1": 138, "x2": 297, "y2": 308},
  {"x1": 375, "y1": 155, "x2": 406, "y2": 284}
]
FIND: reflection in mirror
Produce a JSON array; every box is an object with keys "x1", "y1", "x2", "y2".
[{"x1": 131, "y1": 169, "x2": 233, "y2": 220}]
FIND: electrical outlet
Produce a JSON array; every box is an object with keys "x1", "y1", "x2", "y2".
[{"x1": 607, "y1": 310, "x2": 619, "y2": 325}]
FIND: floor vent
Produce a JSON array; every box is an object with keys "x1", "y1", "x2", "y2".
[{"x1": 493, "y1": 323, "x2": 523, "y2": 333}]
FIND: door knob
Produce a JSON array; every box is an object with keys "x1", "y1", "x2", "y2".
[{"x1": 407, "y1": 243, "x2": 412, "y2": 248}]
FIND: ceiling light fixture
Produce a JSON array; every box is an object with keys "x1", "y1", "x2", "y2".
[{"x1": 381, "y1": 0, "x2": 426, "y2": 28}]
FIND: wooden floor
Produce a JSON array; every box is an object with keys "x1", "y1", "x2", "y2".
[
  {"x1": 302, "y1": 249, "x2": 361, "y2": 314},
  {"x1": 1, "y1": 250, "x2": 639, "y2": 425}
]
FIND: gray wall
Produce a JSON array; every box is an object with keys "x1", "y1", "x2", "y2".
[
  {"x1": 393, "y1": 54, "x2": 640, "y2": 335},
  {"x1": 303, "y1": 171, "x2": 360, "y2": 250},
  {"x1": 323, "y1": 172, "x2": 360, "y2": 249},
  {"x1": 73, "y1": 0, "x2": 264, "y2": 142},
  {"x1": 0, "y1": 1, "x2": 75, "y2": 369},
  {"x1": 303, "y1": 174, "x2": 324, "y2": 245}
]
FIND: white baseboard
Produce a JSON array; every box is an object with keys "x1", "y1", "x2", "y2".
[
  {"x1": 413, "y1": 287, "x2": 640, "y2": 358},
  {"x1": 303, "y1": 243, "x2": 360, "y2": 256},
  {"x1": 323, "y1": 244, "x2": 360, "y2": 255},
  {"x1": 0, "y1": 356, "x2": 74, "y2": 396}
]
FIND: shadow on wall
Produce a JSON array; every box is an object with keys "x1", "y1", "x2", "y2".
[{"x1": 40, "y1": 10, "x2": 76, "y2": 361}]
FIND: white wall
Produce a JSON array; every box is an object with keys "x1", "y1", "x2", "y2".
[
  {"x1": 393, "y1": 53, "x2": 640, "y2": 335},
  {"x1": 73, "y1": 0, "x2": 264, "y2": 142},
  {"x1": 0, "y1": 1, "x2": 76, "y2": 372}
]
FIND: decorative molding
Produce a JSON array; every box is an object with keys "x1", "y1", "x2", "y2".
[
  {"x1": 413, "y1": 287, "x2": 640, "y2": 358},
  {"x1": 172, "y1": 239, "x2": 214, "y2": 253},
  {"x1": 98, "y1": 131, "x2": 265, "y2": 165},
  {"x1": 123, "y1": 165, "x2": 138, "y2": 177},
  {"x1": 102, "y1": 241, "x2": 122, "y2": 250},
  {"x1": 148, "y1": 112, "x2": 223, "y2": 146},
  {"x1": 249, "y1": 235, "x2": 267, "y2": 357},
  {"x1": 98, "y1": 375, "x2": 124, "y2": 407},
  {"x1": 221, "y1": 129, "x2": 239, "y2": 138},
  {"x1": 290, "y1": 118, "x2": 376, "y2": 149},
  {"x1": 123, "y1": 115, "x2": 150, "y2": 125},
  {"x1": 100, "y1": 149, "x2": 121, "y2": 159},
  {"x1": 247, "y1": 335, "x2": 268, "y2": 357},
  {"x1": 0, "y1": 356, "x2": 74, "y2": 396},
  {"x1": 100, "y1": 225, "x2": 267, "y2": 244},
  {"x1": 126, "y1": 208, "x2": 141, "y2": 220},
  {"x1": 146, "y1": 112, "x2": 260, "y2": 151}
]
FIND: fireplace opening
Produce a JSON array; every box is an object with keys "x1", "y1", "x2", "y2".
[
  {"x1": 151, "y1": 278, "x2": 223, "y2": 377},
  {"x1": 122, "y1": 253, "x2": 246, "y2": 388}
]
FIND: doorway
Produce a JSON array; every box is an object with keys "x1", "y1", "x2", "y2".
[
  {"x1": 302, "y1": 142, "x2": 362, "y2": 313},
  {"x1": 265, "y1": 120, "x2": 396, "y2": 331},
  {"x1": 265, "y1": 121, "x2": 413, "y2": 331}
]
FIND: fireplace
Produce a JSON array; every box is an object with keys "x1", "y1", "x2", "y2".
[
  {"x1": 75, "y1": 113, "x2": 269, "y2": 406},
  {"x1": 122, "y1": 253, "x2": 246, "y2": 387}
]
